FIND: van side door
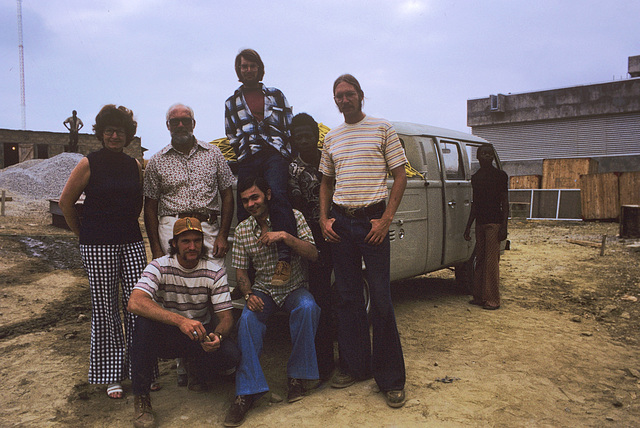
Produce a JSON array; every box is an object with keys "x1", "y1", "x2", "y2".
[{"x1": 437, "y1": 139, "x2": 474, "y2": 265}]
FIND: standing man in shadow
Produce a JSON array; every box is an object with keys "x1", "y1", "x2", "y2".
[
  {"x1": 464, "y1": 144, "x2": 509, "y2": 310},
  {"x1": 63, "y1": 110, "x2": 83, "y2": 152}
]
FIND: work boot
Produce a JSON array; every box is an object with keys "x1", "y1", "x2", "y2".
[
  {"x1": 133, "y1": 394, "x2": 156, "y2": 428},
  {"x1": 287, "y1": 378, "x2": 305, "y2": 403},
  {"x1": 271, "y1": 261, "x2": 291, "y2": 286},
  {"x1": 224, "y1": 395, "x2": 254, "y2": 427}
]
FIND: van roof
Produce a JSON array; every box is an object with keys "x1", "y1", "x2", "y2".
[{"x1": 392, "y1": 121, "x2": 489, "y2": 144}]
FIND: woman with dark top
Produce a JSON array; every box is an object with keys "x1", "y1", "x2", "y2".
[{"x1": 60, "y1": 104, "x2": 156, "y2": 398}]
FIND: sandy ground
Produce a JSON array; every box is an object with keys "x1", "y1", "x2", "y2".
[{"x1": 1, "y1": 199, "x2": 639, "y2": 427}]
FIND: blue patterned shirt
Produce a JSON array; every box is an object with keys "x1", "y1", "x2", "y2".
[{"x1": 224, "y1": 83, "x2": 293, "y2": 162}]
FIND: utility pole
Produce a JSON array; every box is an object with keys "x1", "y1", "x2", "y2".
[{"x1": 17, "y1": 0, "x2": 26, "y2": 130}]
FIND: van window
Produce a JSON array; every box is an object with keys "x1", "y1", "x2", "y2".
[{"x1": 441, "y1": 141, "x2": 464, "y2": 180}]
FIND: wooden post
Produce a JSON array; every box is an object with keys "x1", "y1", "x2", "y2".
[
  {"x1": 600, "y1": 235, "x2": 607, "y2": 256},
  {"x1": 1, "y1": 190, "x2": 5, "y2": 216}
]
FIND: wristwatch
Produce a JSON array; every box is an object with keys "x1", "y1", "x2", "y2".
[{"x1": 244, "y1": 292, "x2": 253, "y2": 301}]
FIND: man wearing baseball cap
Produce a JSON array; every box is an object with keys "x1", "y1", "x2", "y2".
[{"x1": 128, "y1": 217, "x2": 240, "y2": 428}]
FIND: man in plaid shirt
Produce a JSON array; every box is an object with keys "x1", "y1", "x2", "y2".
[
  {"x1": 223, "y1": 176, "x2": 320, "y2": 427},
  {"x1": 225, "y1": 48, "x2": 296, "y2": 287}
]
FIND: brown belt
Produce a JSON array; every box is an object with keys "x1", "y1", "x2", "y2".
[
  {"x1": 333, "y1": 201, "x2": 386, "y2": 219},
  {"x1": 177, "y1": 211, "x2": 217, "y2": 224}
]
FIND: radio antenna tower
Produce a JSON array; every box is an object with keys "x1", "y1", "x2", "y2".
[{"x1": 16, "y1": 0, "x2": 26, "y2": 129}]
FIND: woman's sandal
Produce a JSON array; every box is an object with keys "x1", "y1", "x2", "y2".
[
  {"x1": 150, "y1": 381, "x2": 162, "y2": 392},
  {"x1": 106, "y1": 383, "x2": 123, "y2": 399}
]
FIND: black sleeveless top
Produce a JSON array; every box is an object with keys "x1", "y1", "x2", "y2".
[{"x1": 79, "y1": 148, "x2": 143, "y2": 245}]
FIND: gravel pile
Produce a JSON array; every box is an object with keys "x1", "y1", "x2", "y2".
[{"x1": 0, "y1": 153, "x2": 83, "y2": 200}]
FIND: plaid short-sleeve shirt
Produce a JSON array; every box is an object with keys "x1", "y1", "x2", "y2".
[{"x1": 231, "y1": 209, "x2": 315, "y2": 306}]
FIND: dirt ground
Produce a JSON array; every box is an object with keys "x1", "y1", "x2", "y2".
[{"x1": 1, "y1": 204, "x2": 640, "y2": 427}]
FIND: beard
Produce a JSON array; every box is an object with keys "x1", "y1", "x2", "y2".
[{"x1": 171, "y1": 131, "x2": 193, "y2": 148}]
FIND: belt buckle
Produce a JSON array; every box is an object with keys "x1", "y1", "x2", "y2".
[{"x1": 345, "y1": 206, "x2": 357, "y2": 217}]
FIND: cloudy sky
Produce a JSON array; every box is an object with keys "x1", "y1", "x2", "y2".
[{"x1": 1, "y1": 0, "x2": 638, "y2": 156}]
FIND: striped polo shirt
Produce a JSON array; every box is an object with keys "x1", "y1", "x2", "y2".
[
  {"x1": 134, "y1": 255, "x2": 232, "y2": 325},
  {"x1": 319, "y1": 115, "x2": 407, "y2": 207}
]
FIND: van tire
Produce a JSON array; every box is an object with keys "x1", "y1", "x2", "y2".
[{"x1": 455, "y1": 250, "x2": 476, "y2": 295}]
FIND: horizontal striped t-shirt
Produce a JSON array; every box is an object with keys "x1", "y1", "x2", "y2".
[
  {"x1": 134, "y1": 255, "x2": 232, "y2": 325},
  {"x1": 319, "y1": 116, "x2": 407, "y2": 207}
]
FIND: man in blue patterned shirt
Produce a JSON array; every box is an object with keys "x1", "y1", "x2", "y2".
[
  {"x1": 225, "y1": 48, "x2": 296, "y2": 287},
  {"x1": 224, "y1": 176, "x2": 320, "y2": 427}
]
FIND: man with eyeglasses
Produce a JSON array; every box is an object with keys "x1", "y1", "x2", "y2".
[
  {"x1": 144, "y1": 103, "x2": 235, "y2": 388},
  {"x1": 319, "y1": 74, "x2": 408, "y2": 408},
  {"x1": 225, "y1": 48, "x2": 296, "y2": 287}
]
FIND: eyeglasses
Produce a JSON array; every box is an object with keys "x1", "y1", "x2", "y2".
[
  {"x1": 167, "y1": 117, "x2": 194, "y2": 127},
  {"x1": 334, "y1": 91, "x2": 359, "y2": 101},
  {"x1": 104, "y1": 128, "x2": 125, "y2": 137}
]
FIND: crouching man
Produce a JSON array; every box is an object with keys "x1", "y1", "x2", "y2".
[
  {"x1": 224, "y1": 176, "x2": 320, "y2": 427},
  {"x1": 128, "y1": 217, "x2": 240, "y2": 428}
]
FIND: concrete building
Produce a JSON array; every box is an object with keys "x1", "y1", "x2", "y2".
[
  {"x1": 467, "y1": 55, "x2": 640, "y2": 177},
  {"x1": 0, "y1": 129, "x2": 144, "y2": 169}
]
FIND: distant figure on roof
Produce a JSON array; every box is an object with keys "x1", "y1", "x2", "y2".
[{"x1": 63, "y1": 110, "x2": 83, "y2": 153}]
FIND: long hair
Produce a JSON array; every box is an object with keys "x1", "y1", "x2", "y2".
[{"x1": 235, "y1": 48, "x2": 265, "y2": 82}]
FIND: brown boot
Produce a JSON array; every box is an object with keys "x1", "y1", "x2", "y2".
[
  {"x1": 271, "y1": 261, "x2": 291, "y2": 286},
  {"x1": 133, "y1": 394, "x2": 156, "y2": 428}
]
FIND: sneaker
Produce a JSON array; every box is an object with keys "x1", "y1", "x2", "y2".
[
  {"x1": 133, "y1": 394, "x2": 156, "y2": 428},
  {"x1": 287, "y1": 378, "x2": 305, "y2": 403},
  {"x1": 271, "y1": 261, "x2": 291, "y2": 286},
  {"x1": 384, "y1": 389, "x2": 406, "y2": 408},
  {"x1": 331, "y1": 371, "x2": 356, "y2": 389},
  {"x1": 224, "y1": 395, "x2": 253, "y2": 427}
]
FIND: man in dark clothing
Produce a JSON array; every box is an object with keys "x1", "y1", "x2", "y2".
[
  {"x1": 288, "y1": 113, "x2": 336, "y2": 382},
  {"x1": 464, "y1": 144, "x2": 509, "y2": 310}
]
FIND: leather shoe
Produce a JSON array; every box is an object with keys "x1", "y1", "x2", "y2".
[
  {"x1": 287, "y1": 378, "x2": 306, "y2": 403},
  {"x1": 482, "y1": 304, "x2": 500, "y2": 310},
  {"x1": 224, "y1": 395, "x2": 254, "y2": 427},
  {"x1": 384, "y1": 389, "x2": 406, "y2": 408},
  {"x1": 331, "y1": 371, "x2": 356, "y2": 389}
]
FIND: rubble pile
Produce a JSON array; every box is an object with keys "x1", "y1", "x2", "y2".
[{"x1": 0, "y1": 153, "x2": 83, "y2": 200}]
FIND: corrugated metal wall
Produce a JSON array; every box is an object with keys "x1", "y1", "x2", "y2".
[{"x1": 472, "y1": 113, "x2": 640, "y2": 161}]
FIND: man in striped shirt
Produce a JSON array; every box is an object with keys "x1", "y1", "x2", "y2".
[
  {"x1": 319, "y1": 74, "x2": 408, "y2": 408},
  {"x1": 128, "y1": 217, "x2": 240, "y2": 428}
]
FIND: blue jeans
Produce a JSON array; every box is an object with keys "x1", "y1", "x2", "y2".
[
  {"x1": 131, "y1": 316, "x2": 240, "y2": 395},
  {"x1": 235, "y1": 288, "x2": 320, "y2": 396},
  {"x1": 330, "y1": 205, "x2": 406, "y2": 391},
  {"x1": 236, "y1": 148, "x2": 296, "y2": 262}
]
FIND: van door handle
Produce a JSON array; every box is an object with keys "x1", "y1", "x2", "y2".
[{"x1": 448, "y1": 201, "x2": 456, "y2": 208}]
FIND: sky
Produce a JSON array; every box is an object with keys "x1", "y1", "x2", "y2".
[{"x1": 1, "y1": 0, "x2": 639, "y2": 157}]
